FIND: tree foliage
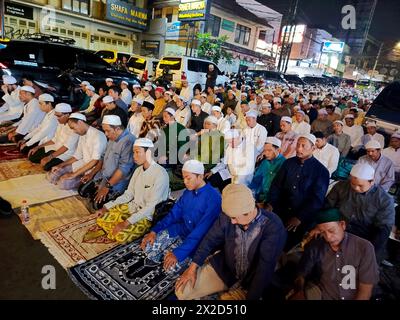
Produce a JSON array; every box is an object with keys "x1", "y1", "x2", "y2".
[{"x1": 196, "y1": 33, "x2": 233, "y2": 65}]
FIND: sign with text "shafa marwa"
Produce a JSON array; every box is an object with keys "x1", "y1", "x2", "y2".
[
  {"x1": 105, "y1": 0, "x2": 148, "y2": 30},
  {"x1": 178, "y1": 0, "x2": 210, "y2": 21}
]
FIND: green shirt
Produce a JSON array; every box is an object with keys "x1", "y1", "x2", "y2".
[{"x1": 195, "y1": 130, "x2": 225, "y2": 172}]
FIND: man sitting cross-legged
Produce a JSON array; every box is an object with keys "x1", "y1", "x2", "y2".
[{"x1": 140, "y1": 160, "x2": 221, "y2": 274}]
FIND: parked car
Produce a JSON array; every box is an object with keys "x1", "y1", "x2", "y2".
[
  {"x1": 365, "y1": 81, "x2": 400, "y2": 135},
  {"x1": 283, "y1": 73, "x2": 306, "y2": 86},
  {"x1": 127, "y1": 55, "x2": 159, "y2": 83},
  {"x1": 247, "y1": 70, "x2": 287, "y2": 85},
  {"x1": 94, "y1": 50, "x2": 131, "y2": 65},
  {"x1": 302, "y1": 76, "x2": 329, "y2": 86},
  {"x1": 155, "y1": 56, "x2": 230, "y2": 89},
  {"x1": 0, "y1": 36, "x2": 139, "y2": 103}
]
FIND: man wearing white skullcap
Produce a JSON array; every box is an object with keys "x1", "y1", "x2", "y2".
[
  {"x1": 198, "y1": 94, "x2": 211, "y2": 115},
  {"x1": 46, "y1": 112, "x2": 107, "y2": 190},
  {"x1": 244, "y1": 110, "x2": 268, "y2": 157},
  {"x1": 190, "y1": 99, "x2": 209, "y2": 133},
  {"x1": 326, "y1": 162, "x2": 395, "y2": 262},
  {"x1": 327, "y1": 120, "x2": 352, "y2": 157},
  {"x1": 77, "y1": 115, "x2": 136, "y2": 209},
  {"x1": 141, "y1": 85, "x2": 155, "y2": 105},
  {"x1": 311, "y1": 108, "x2": 333, "y2": 137},
  {"x1": 132, "y1": 83, "x2": 144, "y2": 101},
  {"x1": 343, "y1": 113, "x2": 364, "y2": 149},
  {"x1": 141, "y1": 159, "x2": 221, "y2": 273},
  {"x1": 80, "y1": 84, "x2": 99, "y2": 114},
  {"x1": 28, "y1": 103, "x2": 79, "y2": 171},
  {"x1": 257, "y1": 101, "x2": 281, "y2": 136},
  {"x1": 120, "y1": 80, "x2": 132, "y2": 106},
  {"x1": 382, "y1": 132, "x2": 400, "y2": 181},
  {"x1": 272, "y1": 96, "x2": 291, "y2": 118},
  {"x1": 95, "y1": 137, "x2": 169, "y2": 243},
  {"x1": 105, "y1": 78, "x2": 114, "y2": 87},
  {"x1": 100, "y1": 94, "x2": 128, "y2": 128},
  {"x1": 173, "y1": 95, "x2": 190, "y2": 127},
  {"x1": 207, "y1": 129, "x2": 256, "y2": 191},
  {"x1": 292, "y1": 109, "x2": 311, "y2": 135},
  {"x1": 0, "y1": 75, "x2": 23, "y2": 122},
  {"x1": 360, "y1": 121, "x2": 385, "y2": 150},
  {"x1": 249, "y1": 136, "x2": 285, "y2": 204},
  {"x1": 275, "y1": 116, "x2": 298, "y2": 159},
  {"x1": 108, "y1": 85, "x2": 129, "y2": 113},
  {"x1": 0, "y1": 85, "x2": 45, "y2": 144},
  {"x1": 211, "y1": 105, "x2": 230, "y2": 134},
  {"x1": 127, "y1": 97, "x2": 145, "y2": 138},
  {"x1": 313, "y1": 131, "x2": 340, "y2": 177},
  {"x1": 18, "y1": 93, "x2": 58, "y2": 155},
  {"x1": 356, "y1": 140, "x2": 395, "y2": 192}
]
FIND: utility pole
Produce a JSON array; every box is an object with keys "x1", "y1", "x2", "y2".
[
  {"x1": 0, "y1": 0, "x2": 5, "y2": 39},
  {"x1": 371, "y1": 42, "x2": 383, "y2": 78}
]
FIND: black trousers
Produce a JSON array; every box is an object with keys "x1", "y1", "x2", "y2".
[
  {"x1": 20, "y1": 142, "x2": 38, "y2": 155},
  {"x1": 207, "y1": 172, "x2": 232, "y2": 193},
  {"x1": 0, "y1": 133, "x2": 24, "y2": 144},
  {"x1": 28, "y1": 148, "x2": 63, "y2": 171}
]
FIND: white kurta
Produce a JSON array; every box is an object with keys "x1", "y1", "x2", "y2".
[
  {"x1": 121, "y1": 88, "x2": 133, "y2": 106},
  {"x1": 361, "y1": 133, "x2": 385, "y2": 149},
  {"x1": 143, "y1": 95, "x2": 155, "y2": 104},
  {"x1": 243, "y1": 123, "x2": 268, "y2": 156},
  {"x1": 313, "y1": 143, "x2": 340, "y2": 177},
  {"x1": 211, "y1": 140, "x2": 255, "y2": 186},
  {"x1": 382, "y1": 147, "x2": 400, "y2": 173},
  {"x1": 180, "y1": 86, "x2": 192, "y2": 102},
  {"x1": 127, "y1": 112, "x2": 144, "y2": 138},
  {"x1": 104, "y1": 161, "x2": 170, "y2": 225},
  {"x1": 25, "y1": 109, "x2": 58, "y2": 146},
  {"x1": 292, "y1": 121, "x2": 311, "y2": 135},
  {"x1": 45, "y1": 123, "x2": 79, "y2": 161},
  {"x1": 175, "y1": 107, "x2": 191, "y2": 127},
  {"x1": 72, "y1": 126, "x2": 107, "y2": 172},
  {"x1": 16, "y1": 98, "x2": 45, "y2": 136},
  {"x1": 0, "y1": 87, "x2": 23, "y2": 122},
  {"x1": 343, "y1": 124, "x2": 364, "y2": 148},
  {"x1": 201, "y1": 102, "x2": 212, "y2": 115},
  {"x1": 357, "y1": 154, "x2": 395, "y2": 192}
]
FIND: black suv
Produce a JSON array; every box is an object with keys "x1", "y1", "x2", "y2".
[{"x1": 0, "y1": 36, "x2": 139, "y2": 103}]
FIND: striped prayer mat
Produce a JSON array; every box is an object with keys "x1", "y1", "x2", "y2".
[
  {"x1": 0, "y1": 159, "x2": 43, "y2": 180},
  {"x1": 39, "y1": 212, "x2": 118, "y2": 269}
]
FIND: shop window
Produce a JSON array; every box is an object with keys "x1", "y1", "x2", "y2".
[
  {"x1": 19, "y1": 20, "x2": 27, "y2": 27},
  {"x1": 235, "y1": 24, "x2": 251, "y2": 46},
  {"x1": 206, "y1": 15, "x2": 221, "y2": 37},
  {"x1": 62, "y1": 0, "x2": 90, "y2": 15}
]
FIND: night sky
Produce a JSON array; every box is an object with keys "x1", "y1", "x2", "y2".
[{"x1": 257, "y1": 0, "x2": 400, "y2": 42}]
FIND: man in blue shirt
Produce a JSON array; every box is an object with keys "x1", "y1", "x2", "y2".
[
  {"x1": 78, "y1": 115, "x2": 136, "y2": 209},
  {"x1": 268, "y1": 133, "x2": 330, "y2": 252},
  {"x1": 140, "y1": 159, "x2": 221, "y2": 273}
]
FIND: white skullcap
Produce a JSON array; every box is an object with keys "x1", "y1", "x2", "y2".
[
  {"x1": 245, "y1": 110, "x2": 258, "y2": 118},
  {"x1": 201, "y1": 93, "x2": 208, "y2": 98},
  {"x1": 177, "y1": 95, "x2": 187, "y2": 102},
  {"x1": 55, "y1": 103, "x2": 72, "y2": 113},
  {"x1": 318, "y1": 109, "x2": 328, "y2": 115},
  {"x1": 261, "y1": 102, "x2": 272, "y2": 109},
  {"x1": 296, "y1": 110, "x2": 306, "y2": 116},
  {"x1": 20, "y1": 85, "x2": 35, "y2": 94},
  {"x1": 81, "y1": 81, "x2": 90, "y2": 86},
  {"x1": 105, "y1": 78, "x2": 113, "y2": 82},
  {"x1": 102, "y1": 95, "x2": 114, "y2": 104},
  {"x1": 298, "y1": 133, "x2": 317, "y2": 145},
  {"x1": 350, "y1": 163, "x2": 375, "y2": 180},
  {"x1": 164, "y1": 107, "x2": 176, "y2": 117},
  {"x1": 182, "y1": 159, "x2": 204, "y2": 175},
  {"x1": 344, "y1": 114, "x2": 354, "y2": 119},
  {"x1": 224, "y1": 129, "x2": 240, "y2": 140},
  {"x1": 132, "y1": 84, "x2": 141, "y2": 89},
  {"x1": 205, "y1": 116, "x2": 218, "y2": 125},
  {"x1": 164, "y1": 91, "x2": 173, "y2": 96},
  {"x1": 334, "y1": 120, "x2": 344, "y2": 126},
  {"x1": 121, "y1": 80, "x2": 128, "y2": 86},
  {"x1": 273, "y1": 97, "x2": 282, "y2": 103},
  {"x1": 211, "y1": 105, "x2": 221, "y2": 113},
  {"x1": 281, "y1": 116, "x2": 292, "y2": 124},
  {"x1": 133, "y1": 97, "x2": 144, "y2": 105},
  {"x1": 265, "y1": 136, "x2": 282, "y2": 148},
  {"x1": 86, "y1": 85, "x2": 95, "y2": 92},
  {"x1": 241, "y1": 92, "x2": 248, "y2": 97},
  {"x1": 102, "y1": 115, "x2": 122, "y2": 126},
  {"x1": 2, "y1": 75, "x2": 16, "y2": 85},
  {"x1": 265, "y1": 90, "x2": 273, "y2": 95},
  {"x1": 143, "y1": 85, "x2": 152, "y2": 91},
  {"x1": 366, "y1": 121, "x2": 377, "y2": 127},
  {"x1": 134, "y1": 138, "x2": 154, "y2": 148},
  {"x1": 392, "y1": 132, "x2": 400, "y2": 139},
  {"x1": 38, "y1": 93, "x2": 54, "y2": 102},
  {"x1": 365, "y1": 140, "x2": 382, "y2": 150},
  {"x1": 69, "y1": 113, "x2": 87, "y2": 122},
  {"x1": 293, "y1": 105, "x2": 301, "y2": 111}
]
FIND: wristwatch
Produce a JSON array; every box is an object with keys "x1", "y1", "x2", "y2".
[{"x1": 105, "y1": 181, "x2": 112, "y2": 189}]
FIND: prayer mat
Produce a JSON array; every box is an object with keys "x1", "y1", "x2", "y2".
[
  {"x1": 0, "y1": 144, "x2": 25, "y2": 162},
  {"x1": 68, "y1": 238, "x2": 186, "y2": 300},
  {"x1": 23, "y1": 196, "x2": 91, "y2": 240},
  {"x1": 39, "y1": 212, "x2": 118, "y2": 269},
  {"x1": 0, "y1": 159, "x2": 43, "y2": 180},
  {"x1": 0, "y1": 174, "x2": 77, "y2": 209}
]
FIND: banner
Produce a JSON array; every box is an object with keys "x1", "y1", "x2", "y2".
[
  {"x1": 105, "y1": 0, "x2": 148, "y2": 30},
  {"x1": 5, "y1": 1, "x2": 33, "y2": 20},
  {"x1": 178, "y1": 0, "x2": 210, "y2": 21}
]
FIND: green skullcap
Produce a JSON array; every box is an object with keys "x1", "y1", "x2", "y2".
[{"x1": 315, "y1": 208, "x2": 343, "y2": 225}]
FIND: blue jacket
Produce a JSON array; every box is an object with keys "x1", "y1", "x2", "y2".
[{"x1": 152, "y1": 183, "x2": 221, "y2": 262}]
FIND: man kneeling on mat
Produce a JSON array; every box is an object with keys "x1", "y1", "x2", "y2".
[{"x1": 140, "y1": 160, "x2": 221, "y2": 274}]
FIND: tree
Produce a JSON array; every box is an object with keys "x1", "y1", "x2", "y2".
[{"x1": 196, "y1": 33, "x2": 233, "y2": 65}]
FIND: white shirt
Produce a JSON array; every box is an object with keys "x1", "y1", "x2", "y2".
[
  {"x1": 211, "y1": 139, "x2": 255, "y2": 186},
  {"x1": 343, "y1": 124, "x2": 364, "y2": 148},
  {"x1": 143, "y1": 95, "x2": 155, "y2": 104},
  {"x1": 25, "y1": 109, "x2": 58, "y2": 146},
  {"x1": 361, "y1": 133, "x2": 385, "y2": 149},
  {"x1": 127, "y1": 112, "x2": 144, "y2": 138},
  {"x1": 0, "y1": 86, "x2": 22, "y2": 114},
  {"x1": 201, "y1": 102, "x2": 212, "y2": 114},
  {"x1": 175, "y1": 106, "x2": 191, "y2": 127},
  {"x1": 216, "y1": 116, "x2": 231, "y2": 134},
  {"x1": 72, "y1": 126, "x2": 107, "y2": 172},
  {"x1": 45, "y1": 123, "x2": 79, "y2": 161},
  {"x1": 313, "y1": 143, "x2": 340, "y2": 177},
  {"x1": 104, "y1": 161, "x2": 170, "y2": 225},
  {"x1": 225, "y1": 113, "x2": 237, "y2": 127},
  {"x1": 292, "y1": 121, "x2": 311, "y2": 135},
  {"x1": 121, "y1": 88, "x2": 133, "y2": 106},
  {"x1": 243, "y1": 123, "x2": 268, "y2": 156},
  {"x1": 383, "y1": 147, "x2": 400, "y2": 173},
  {"x1": 16, "y1": 98, "x2": 45, "y2": 136},
  {"x1": 180, "y1": 85, "x2": 192, "y2": 102}
]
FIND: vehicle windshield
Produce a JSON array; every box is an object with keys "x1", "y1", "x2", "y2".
[
  {"x1": 128, "y1": 57, "x2": 146, "y2": 70},
  {"x1": 158, "y1": 57, "x2": 182, "y2": 70},
  {"x1": 95, "y1": 50, "x2": 114, "y2": 60}
]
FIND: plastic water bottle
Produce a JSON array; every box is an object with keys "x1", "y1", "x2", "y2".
[{"x1": 21, "y1": 200, "x2": 30, "y2": 224}]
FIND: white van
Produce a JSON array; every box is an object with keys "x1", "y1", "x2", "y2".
[
  {"x1": 127, "y1": 55, "x2": 159, "y2": 82},
  {"x1": 155, "y1": 56, "x2": 229, "y2": 89}
]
